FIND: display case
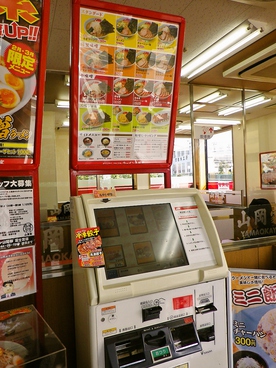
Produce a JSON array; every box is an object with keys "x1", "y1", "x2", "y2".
[{"x1": 0, "y1": 305, "x2": 66, "y2": 367}]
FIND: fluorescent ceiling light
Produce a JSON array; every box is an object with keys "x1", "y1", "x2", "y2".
[
  {"x1": 64, "y1": 74, "x2": 70, "y2": 86},
  {"x1": 177, "y1": 123, "x2": 221, "y2": 131},
  {"x1": 244, "y1": 95, "x2": 271, "y2": 108},
  {"x1": 179, "y1": 91, "x2": 227, "y2": 114},
  {"x1": 179, "y1": 103, "x2": 204, "y2": 114},
  {"x1": 218, "y1": 107, "x2": 242, "y2": 116},
  {"x1": 55, "y1": 99, "x2": 70, "y2": 108},
  {"x1": 195, "y1": 118, "x2": 241, "y2": 126},
  {"x1": 197, "y1": 91, "x2": 227, "y2": 103},
  {"x1": 62, "y1": 120, "x2": 70, "y2": 127},
  {"x1": 176, "y1": 124, "x2": 191, "y2": 131},
  {"x1": 181, "y1": 21, "x2": 263, "y2": 79},
  {"x1": 218, "y1": 95, "x2": 271, "y2": 116}
]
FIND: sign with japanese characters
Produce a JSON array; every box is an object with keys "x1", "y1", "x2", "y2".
[
  {"x1": 194, "y1": 126, "x2": 214, "y2": 140},
  {"x1": 233, "y1": 205, "x2": 276, "y2": 240},
  {"x1": 0, "y1": 1, "x2": 44, "y2": 165},
  {"x1": 75, "y1": 226, "x2": 105, "y2": 267},
  {"x1": 0, "y1": 175, "x2": 37, "y2": 300},
  {"x1": 0, "y1": 176, "x2": 35, "y2": 248},
  {"x1": 231, "y1": 269, "x2": 276, "y2": 367}
]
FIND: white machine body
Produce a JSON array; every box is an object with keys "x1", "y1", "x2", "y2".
[{"x1": 70, "y1": 188, "x2": 229, "y2": 368}]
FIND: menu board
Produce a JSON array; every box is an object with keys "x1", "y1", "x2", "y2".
[{"x1": 75, "y1": 6, "x2": 184, "y2": 166}]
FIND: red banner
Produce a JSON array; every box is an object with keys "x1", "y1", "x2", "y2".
[{"x1": 0, "y1": 1, "x2": 45, "y2": 166}]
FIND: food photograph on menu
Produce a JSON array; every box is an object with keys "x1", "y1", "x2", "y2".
[{"x1": 77, "y1": 7, "x2": 180, "y2": 164}]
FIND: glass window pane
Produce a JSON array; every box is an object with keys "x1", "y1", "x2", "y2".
[
  {"x1": 171, "y1": 137, "x2": 193, "y2": 188},
  {"x1": 207, "y1": 130, "x2": 233, "y2": 190}
]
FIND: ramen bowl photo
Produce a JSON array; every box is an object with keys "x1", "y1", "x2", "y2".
[
  {"x1": 82, "y1": 109, "x2": 105, "y2": 128},
  {"x1": 113, "y1": 78, "x2": 134, "y2": 97},
  {"x1": 116, "y1": 111, "x2": 132, "y2": 125},
  {"x1": 84, "y1": 17, "x2": 114, "y2": 38},
  {"x1": 135, "y1": 51, "x2": 156, "y2": 70},
  {"x1": 138, "y1": 21, "x2": 158, "y2": 40},
  {"x1": 116, "y1": 17, "x2": 137, "y2": 37},
  {"x1": 115, "y1": 48, "x2": 136, "y2": 68}
]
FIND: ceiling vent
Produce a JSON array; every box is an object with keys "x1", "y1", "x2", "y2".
[{"x1": 223, "y1": 43, "x2": 276, "y2": 83}]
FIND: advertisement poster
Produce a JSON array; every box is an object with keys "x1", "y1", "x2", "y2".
[
  {"x1": 75, "y1": 226, "x2": 105, "y2": 267},
  {"x1": 0, "y1": 1, "x2": 43, "y2": 165},
  {"x1": 0, "y1": 176, "x2": 36, "y2": 300},
  {"x1": 77, "y1": 7, "x2": 180, "y2": 164},
  {"x1": 0, "y1": 246, "x2": 36, "y2": 300},
  {"x1": 230, "y1": 269, "x2": 276, "y2": 368},
  {"x1": 0, "y1": 176, "x2": 35, "y2": 248},
  {"x1": 260, "y1": 151, "x2": 276, "y2": 189}
]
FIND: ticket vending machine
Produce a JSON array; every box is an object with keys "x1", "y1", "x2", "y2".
[{"x1": 70, "y1": 188, "x2": 229, "y2": 368}]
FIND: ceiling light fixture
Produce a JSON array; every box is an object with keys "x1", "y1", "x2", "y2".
[
  {"x1": 179, "y1": 103, "x2": 204, "y2": 114},
  {"x1": 195, "y1": 118, "x2": 241, "y2": 126},
  {"x1": 218, "y1": 94, "x2": 271, "y2": 116},
  {"x1": 55, "y1": 99, "x2": 70, "y2": 108},
  {"x1": 179, "y1": 91, "x2": 227, "y2": 114},
  {"x1": 197, "y1": 91, "x2": 227, "y2": 103},
  {"x1": 64, "y1": 74, "x2": 70, "y2": 86},
  {"x1": 62, "y1": 119, "x2": 70, "y2": 127},
  {"x1": 181, "y1": 20, "x2": 263, "y2": 79},
  {"x1": 176, "y1": 124, "x2": 191, "y2": 131},
  {"x1": 177, "y1": 123, "x2": 221, "y2": 131}
]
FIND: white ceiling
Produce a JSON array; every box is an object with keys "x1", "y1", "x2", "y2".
[{"x1": 45, "y1": 0, "x2": 276, "y2": 129}]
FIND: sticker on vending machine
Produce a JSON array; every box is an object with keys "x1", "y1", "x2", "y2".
[{"x1": 75, "y1": 227, "x2": 105, "y2": 267}]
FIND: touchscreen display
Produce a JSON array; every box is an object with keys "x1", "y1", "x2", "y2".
[{"x1": 94, "y1": 203, "x2": 189, "y2": 279}]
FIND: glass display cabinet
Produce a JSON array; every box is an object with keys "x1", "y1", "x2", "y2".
[{"x1": 0, "y1": 305, "x2": 66, "y2": 367}]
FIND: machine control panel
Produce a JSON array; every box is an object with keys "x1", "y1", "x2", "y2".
[
  {"x1": 105, "y1": 317, "x2": 201, "y2": 368},
  {"x1": 95, "y1": 279, "x2": 226, "y2": 368}
]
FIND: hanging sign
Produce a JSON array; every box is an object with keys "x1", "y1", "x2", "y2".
[{"x1": 194, "y1": 126, "x2": 214, "y2": 140}]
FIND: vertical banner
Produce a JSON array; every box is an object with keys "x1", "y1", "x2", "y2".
[
  {"x1": 230, "y1": 269, "x2": 276, "y2": 368},
  {"x1": 0, "y1": 176, "x2": 36, "y2": 300},
  {"x1": 0, "y1": 1, "x2": 45, "y2": 166}
]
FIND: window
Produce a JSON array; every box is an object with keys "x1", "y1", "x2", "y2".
[
  {"x1": 207, "y1": 130, "x2": 233, "y2": 190},
  {"x1": 171, "y1": 137, "x2": 193, "y2": 188}
]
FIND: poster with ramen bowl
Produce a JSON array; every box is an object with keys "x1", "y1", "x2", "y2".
[
  {"x1": 0, "y1": 1, "x2": 47, "y2": 165},
  {"x1": 230, "y1": 269, "x2": 276, "y2": 368}
]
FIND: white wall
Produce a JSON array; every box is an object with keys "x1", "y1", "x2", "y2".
[
  {"x1": 245, "y1": 111, "x2": 276, "y2": 205},
  {"x1": 55, "y1": 128, "x2": 70, "y2": 203},
  {"x1": 39, "y1": 111, "x2": 58, "y2": 214},
  {"x1": 39, "y1": 112, "x2": 70, "y2": 215}
]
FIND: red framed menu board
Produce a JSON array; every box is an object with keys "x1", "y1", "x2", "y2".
[
  {"x1": 0, "y1": 1, "x2": 50, "y2": 170},
  {"x1": 70, "y1": 0, "x2": 185, "y2": 172}
]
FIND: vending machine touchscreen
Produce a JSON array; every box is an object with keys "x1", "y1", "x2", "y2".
[
  {"x1": 94, "y1": 202, "x2": 190, "y2": 279},
  {"x1": 71, "y1": 188, "x2": 229, "y2": 368}
]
